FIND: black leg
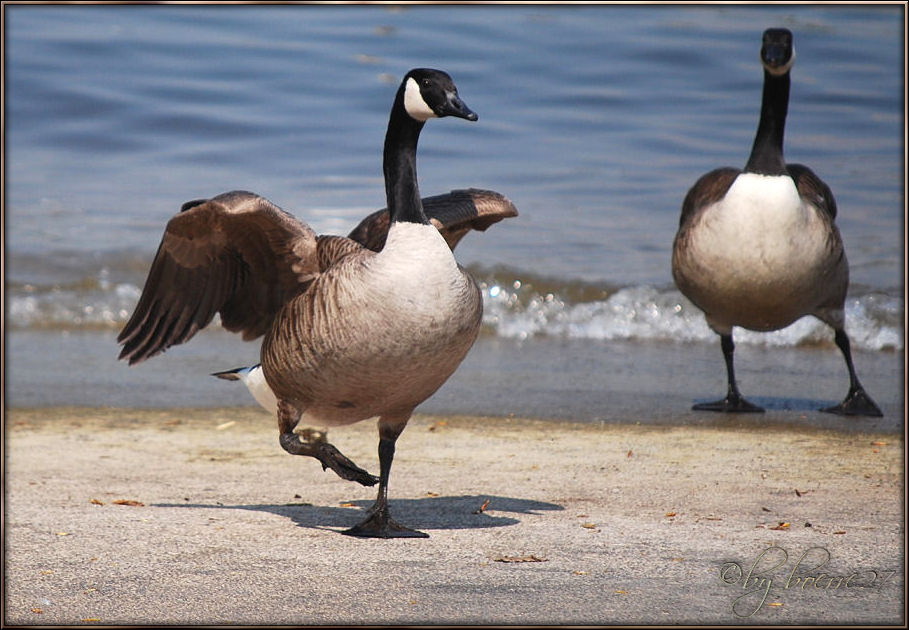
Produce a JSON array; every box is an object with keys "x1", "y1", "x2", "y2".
[
  {"x1": 693, "y1": 333, "x2": 764, "y2": 413},
  {"x1": 343, "y1": 424, "x2": 427, "y2": 539},
  {"x1": 277, "y1": 399, "x2": 378, "y2": 486},
  {"x1": 820, "y1": 328, "x2": 883, "y2": 417},
  {"x1": 279, "y1": 433, "x2": 379, "y2": 486}
]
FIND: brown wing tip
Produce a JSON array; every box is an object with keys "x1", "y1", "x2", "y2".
[
  {"x1": 180, "y1": 199, "x2": 208, "y2": 212},
  {"x1": 117, "y1": 339, "x2": 160, "y2": 366},
  {"x1": 457, "y1": 188, "x2": 520, "y2": 219}
]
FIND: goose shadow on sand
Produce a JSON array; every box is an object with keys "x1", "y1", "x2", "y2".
[{"x1": 154, "y1": 494, "x2": 564, "y2": 535}]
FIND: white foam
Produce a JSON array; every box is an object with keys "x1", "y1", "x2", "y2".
[
  {"x1": 8, "y1": 278, "x2": 141, "y2": 329},
  {"x1": 7, "y1": 267, "x2": 903, "y2": 354},
  {"x1": 480, "y1": 282, "x2": 903, "y2": 352}
]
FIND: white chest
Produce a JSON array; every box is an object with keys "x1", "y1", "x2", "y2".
[
  {"x1": 691, "y1": 173, "x2": 825, "y2": 273},
  {"x1": 365, "y1": 221, "x2": 472, "y2": 316}
]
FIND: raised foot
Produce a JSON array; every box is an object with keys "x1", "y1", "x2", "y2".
[
  {"x1": 693, "y1": 394, "x2": 764, "y2": 413},
  {"x1": 279, "y1": 433, "x2": 379, "y2": 486},
  {"x1": 820, "y1": 387, "x2": 884, "y2": 417},
  {"x1": 342, "y1": 507, "x2": 428, "y2": 539}
]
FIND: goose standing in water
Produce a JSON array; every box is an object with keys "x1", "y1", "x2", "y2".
[
  {"x1": 671, "y1": 28, "x2": 882, "y2": 417},
  {"x1": 119, "y1": 68, "x2": 498, "y2": 537}
]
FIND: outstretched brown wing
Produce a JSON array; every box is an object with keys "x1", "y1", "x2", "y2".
[
  {"x1": 347, "y1": 188, "x2": 519, "y2": 251},
  {"x1": 117, "y1": 190, "x2": 320, "y2": 365}
]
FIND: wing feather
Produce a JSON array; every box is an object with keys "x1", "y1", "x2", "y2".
[
  {"x1": 787, "y1": 163, "x2": 837, "y2": 221},
  {"x1": 347, "y1": 188, "x2": 518, "y2": 251},
  {"x1": 678, "y1": 167, "x2": 741, "y2": 228},
  {"x1": 118, "y1": 190, "x2": 319, "y2": 364}
]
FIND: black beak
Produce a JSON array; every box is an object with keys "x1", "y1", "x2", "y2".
[
  {"x1": 438, "y1": 92, "x2": 478, "y2": 121},
  {"x1": 761, "y1": 42, "x2": 790, "y2": 70}
]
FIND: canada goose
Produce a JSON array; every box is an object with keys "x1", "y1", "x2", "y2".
[
  {"x1": 119, "y1": 68, "x2": 500, "y2": 537},
  {"x1": 671, "y1": 28, "x2": 882, "y2": 417},
  {"x1": 213, "y1": 187, "x2": 517, "y2": 418}
]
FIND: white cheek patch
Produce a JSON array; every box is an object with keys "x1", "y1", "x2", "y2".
[{"x1": 404, "y1": 77, "x2": 437, "y2": 121}]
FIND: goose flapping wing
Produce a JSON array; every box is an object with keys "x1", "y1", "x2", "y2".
[
  {"x1": 117, "y1": 190, "x2": 321, "y2": 365},
  {"x1": 347, "y1": 188, "x2": 518, "y2": 251}
]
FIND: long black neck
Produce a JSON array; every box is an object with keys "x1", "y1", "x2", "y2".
[
  {"x1": 383, "y1": 90, "x2": 430, "y2": 225},
  {"x1": 744, "y1": 69, "x2": 790, "y2": 175}
]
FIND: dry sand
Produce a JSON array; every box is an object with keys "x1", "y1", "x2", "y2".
[{"x1": 3, "y1": 406, "x2": 904, "y2": 625}]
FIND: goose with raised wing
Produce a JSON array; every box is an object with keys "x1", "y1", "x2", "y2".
[
  {"x1": 672, "y1": 28, "x2": 882, "y2": 417},
  {"x1": 119, "y1": 68, "x2": 505, "y2": 537},
  {"x1": 213, "y1": 187, "x2": 517, "y2": 418}
]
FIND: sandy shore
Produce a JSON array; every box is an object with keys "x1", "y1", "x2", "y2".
[{"x1": 3, "y1": 406, "x2": 904, "y2": 625}]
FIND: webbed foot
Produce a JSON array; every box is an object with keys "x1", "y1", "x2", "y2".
[
  {"x1": 693, "y1": 393, "x2": 764, "y2": 413},
  {"x1": 342, "y1": 504, "x2": 428, "y2": 539},
  {"x1": 820, "y1": 386, "x2": 883, "y2": 417}
]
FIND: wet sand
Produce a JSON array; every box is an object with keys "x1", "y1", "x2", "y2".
[
  {"x1": 6, "y1": 330, "x2": 905, "y2": 431},
  {"x1": 3, "y1": 406, "x2": 904, "y2": 625}
]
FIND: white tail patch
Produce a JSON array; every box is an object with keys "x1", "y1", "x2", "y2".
[
  {"x1": 404, "y1": 77, "x2": 437, "y2": 121},
  {"x1": 240, "y1": 365, "x2": 279, "y2": 415}
]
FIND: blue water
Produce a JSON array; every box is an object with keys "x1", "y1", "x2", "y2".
[{"x1": 3, "y1": 4, "x2": 904, "y2": 416}]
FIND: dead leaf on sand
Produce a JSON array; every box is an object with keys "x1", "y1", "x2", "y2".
[
  {"x1": 473, "y1": 499, "x2": 491, "y2": 514},
  {"x1": 493, "y1": 554, "x2": 547, "y2": 563},
  {"x1": 112, "y1": 499, "x2": 144, "y2": 507}
]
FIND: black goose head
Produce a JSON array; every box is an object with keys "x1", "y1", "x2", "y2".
[
  {"x1": 760, "y1": 28, "x2": 795, "y2": 76},
  {"x1": 400, "y1": 68, "x2": 478, "y2": 122}
]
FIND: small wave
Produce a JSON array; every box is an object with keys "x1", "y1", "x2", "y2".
[
  {"x1": 6, "y1": 265, "x2": 903, "y2": 352},
  {"x1": 476, "y1": 274, "x2": 904, "y2": 352},
  {"x1": 7, "y1": 268, "x2": 140, "y2": 330}
]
